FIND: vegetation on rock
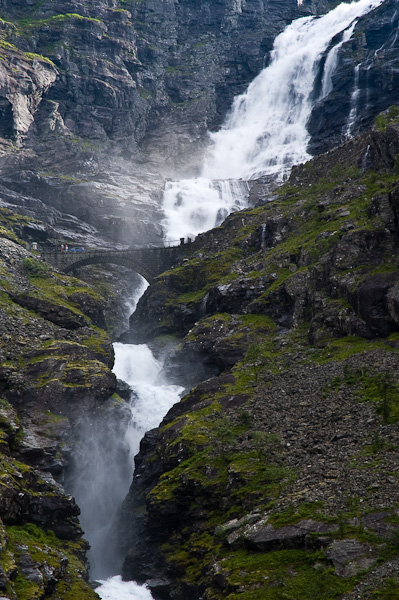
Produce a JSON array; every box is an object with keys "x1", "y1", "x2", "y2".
[
  {"x1": 120, "y1": 122, "x2": 399, "y2": 599},
  {"x1": 0, "y1": 211, "x2": 117, "y2": 597}
]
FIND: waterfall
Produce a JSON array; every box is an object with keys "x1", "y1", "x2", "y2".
[
  {"x1": 67, "y1": 283, "x2": 183, "y2": 600},
  {"x1": 96, "y1": 576, "x2": 154, "y2": 599},
  {"x1": 70, "y1": 1, "x2": 387, "y2": 598},
  {"x1": 162, "y1": 178, "x2": 249, "y2": 242},
  {"x1": 345, "y1": 63, "x2": 361, "y2": 138},
  {"x1": 320, "y1": 22, "x2": 358, "y2": 99},
  {"x1": 95, "y1": 343, "x2": 184, "y2": 598},
  {"x1": 112, "y1": 342, "x2": 184, "y2": 435},
  {"x1": 161, "y1": 0, "x2": 385, "y2": 243}
]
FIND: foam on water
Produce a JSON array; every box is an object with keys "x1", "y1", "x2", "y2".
[
  {"x1": 113, "y1": 342, "x2": 184, "y2": 433},
  {"x1": 96, "y1": 576, "x2": 153, "y2": 600},
  {"x1": 92, "y1": 343, "x2": 183, "y2": 598},
  {"x1": 161, "y1": 0, "x2": 385, "y2": 242}
]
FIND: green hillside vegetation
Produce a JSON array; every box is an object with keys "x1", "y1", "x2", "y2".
[{"x1": 127, "y1": 122, "x2": 399, "y2": 599}]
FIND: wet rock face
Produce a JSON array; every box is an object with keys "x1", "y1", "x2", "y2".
[
  {"x1": 308, "y1": 0, "x2": 399, "y2": 155},
  {"x1": 0, "y1": 52, "x2": 57, "y2": 145},
  {"x1": 0, "y1": 0, "x2": 300, "y2": 248}
]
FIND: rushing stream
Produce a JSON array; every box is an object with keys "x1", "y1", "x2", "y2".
[
  {"x1": 71, "y1": 0, "x2": 386, "y2": 598},
  {"x1": 68, "y1": 280, "x2": 183, "y2": 599},
  {"x1": 95, "y1": 341, "x2": 184, "y2": 598}
]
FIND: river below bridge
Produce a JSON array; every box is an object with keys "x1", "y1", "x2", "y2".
[{"x1": 68, "y1": 0, "x2": 384, "y2": 596}]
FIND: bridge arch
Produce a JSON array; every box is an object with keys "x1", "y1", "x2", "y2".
[
  {"x1": 63, "y1": 255, "x2": 156, "y2": 284},
  {"x1": 41, "y1": 245, "x2": 191, "y2": 283}
]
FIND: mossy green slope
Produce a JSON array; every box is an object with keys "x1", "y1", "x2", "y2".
[
  {"x1": 122, "y1": 122, "x2": 399, "y2": 599},
  {"x1": 0, "y1": 210, "x2": 117, "y2": 597}
]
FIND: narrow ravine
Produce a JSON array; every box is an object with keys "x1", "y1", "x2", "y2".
[
  {"x1": 72, "y1": 0, "x2": 386, "y2": 598},
  {"x1": 68, "y1": 281, "x2": 183, "y2": 599},
  {"x1": 95, "y1": 339, "x2": 184, "y2": 598}
]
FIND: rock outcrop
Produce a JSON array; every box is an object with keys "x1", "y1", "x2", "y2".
[
  {"x1": 307, "y1": 0, "x2": 399, "y2": 154},
  {"x1": 118, "y1": 123, "x2": 399, "y2": 599},
  {"x1": 0, "y1": 214, "x2": 121, "y2": 597},
  {"x1": 0, "y1": 0, "x2": 300, "y2": 249}
]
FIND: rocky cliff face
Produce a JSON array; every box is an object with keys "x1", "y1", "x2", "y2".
[
  {"x1": 0, "y1": 0, "x2": 395, "y2": 251},
  {"x1": 0, "y1": 209, "x2": 123, "y2": 598},
  {"x1": 118, "y1": 121, "x2": 399, "y2": 599},
  {"x1": 0, "y1": 0, "x2": 299, "y2": 249},
  {"x1": 308, "y1": 0, "x2": 399, "y2": 154}
]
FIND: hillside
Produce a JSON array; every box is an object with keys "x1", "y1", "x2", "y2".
[
  {"x1": 118, "y1": 120, "x2": 399, "y2": 599},
  {"x1": 0, "y1": 208, "x2": 122, "y2": 597},
  {"x1": 0, "y1": 0, "x2": 396, "y2": 599}
]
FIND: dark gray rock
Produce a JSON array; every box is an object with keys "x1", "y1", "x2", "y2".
[
  {"x1": 326, "y1": 539, "x2": 377, "y2": 577},
  {"x1": 0, "y1": 0, "x2": 299, "y2": 248},
  {"x1": 308, "y1": 0, "x2": 399, "y2": 155},
  {"x1": 241, "y1": 519, "x2": 337, "y2": 551}
]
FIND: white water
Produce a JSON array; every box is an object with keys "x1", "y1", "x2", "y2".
[
  {"x1": 345, "y1": 63, "x2": 361, "y2": 138},
  {"x1": 66, "y1": 280, "x2": 183, "y2": 599},
  {"x1": 95, "y1": 341, "x2": 184, "y2": 598},
  {"x1": 123, "y1": 277, "x2": 149, "y2": 329},
  {"x1": 112, "y1": 342, "x2": 184, "y2": 435},
  {"x1": 97, "y1": 576, "x2": 154, "y2": 600},
  {"x1": 92, "y1": 341, "x2": 183, "y2": 599},
  {"x1": 161, "y1": 0, "x2": 385, "y2": 242},
  {"x1": 74, "y1": 1, "x2": 386, "y2": 598}
]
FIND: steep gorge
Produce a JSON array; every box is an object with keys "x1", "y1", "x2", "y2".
[
  {"x1": 120, "y1": 120, "x2": 399, "y2": 600},
  {"x1": 0, "y1": 0, "x2": 397, "y2": 599}
]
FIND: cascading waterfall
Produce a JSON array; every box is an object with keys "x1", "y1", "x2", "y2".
[
  {"x1": 67, "y1": 281, "x2": 183, "y2": 600},
  {"x1": 162, "y1": 0, "x2": 385, "y2": 243},
  {"x1": 95, "y1": 342, "x2": 184, "y2": 599},
  {"x1": 70, "y1": 1, "x2": 386, "y2": 599},
  {"x1": 320, "y1": 22, "x2": 358, "y2": 99}
]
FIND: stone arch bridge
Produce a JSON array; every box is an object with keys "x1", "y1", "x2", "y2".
[{"x1": 41, "y1": 241, "x2": 194, "y2": 284}]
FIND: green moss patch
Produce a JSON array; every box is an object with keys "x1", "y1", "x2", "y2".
[
  {"x1": 375, "y1": 106, "x2": 399, "y2": 132},
  {"x1": 6, "y1": 523, "x2": 98, "y2": 600},
  {"x1": 371, "y1": 577, "x2": 399, "y2": 598},
  {"x1": 329, "y1": 366, "x2": 399, "y2": 423},
  {"x1": 216, "y1": 548, "x2": 354, "y2": 600}
]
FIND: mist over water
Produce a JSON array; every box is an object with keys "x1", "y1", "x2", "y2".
[
  {"x1": 71, "y1": 1, "x2": 385, "y2": 598},
  {"x1": 66, "y1": 283, "x2": 183, "y2": 599},
  {"x1": 161, "y1": 0, "x2": 385, "y2": 242},
  {"x1": 93, "y1": 344, "x2": 183, "y2": 598}
]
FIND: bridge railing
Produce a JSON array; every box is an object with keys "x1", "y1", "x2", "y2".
[{"x1": 40, "y1": 238, "x2": 195, "y2": 256}]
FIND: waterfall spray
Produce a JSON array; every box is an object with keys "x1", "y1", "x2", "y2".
[
  {"x1": 67, "y1": 283, "x2": 183, "y2": 599},
  {"x1": 71, "y1": 2, "x2": 386, "y2": 598},
  {"x1": 161, "y1": 0, "x2": 385, "y2": 243}
]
